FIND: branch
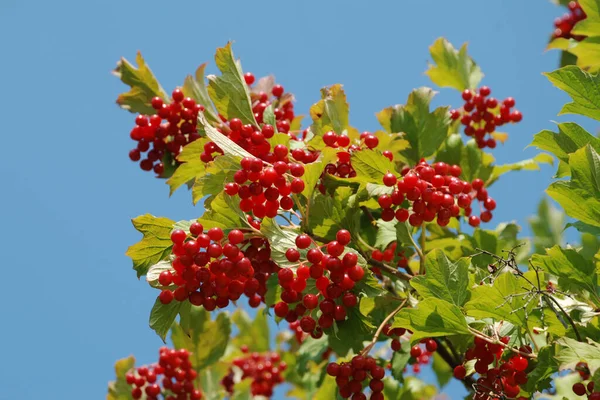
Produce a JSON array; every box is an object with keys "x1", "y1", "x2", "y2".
[
  {"x1": 360, "y1": 299, "x2": 407, "y2": 356},
  {"x1": 543, "y1": 293, "x2": 583, "y2": 342},
  {"x1": 368, "y1": 259, "x2": 412, "y2": 281},
  {"x1": 468, "y1": 327, "x2": 537, "y2": 359},
  {"x1": 360, "y1": 205, "x2": 376, "y2": 225},
  {"x1": 434, "y1": 339, "x2": 476, "y2": 391}
]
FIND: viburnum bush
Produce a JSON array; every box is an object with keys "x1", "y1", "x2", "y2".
[{"x1": 109, "y1": 5, "x2": 600, "y2": 398}]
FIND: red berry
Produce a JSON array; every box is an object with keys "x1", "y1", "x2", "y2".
[
  {"x1": 410, "y1": 345, "x2": 422, "y2": 358},
  {"x1": 171, "y1": 229, "x2": 187, "y2": 245},
  {"x1": 286, "y1": 248, "x2": 300, "y2": 262},
  {"x1": 295, "y1": 234, "x2": 311, "y2": 249},
  {"x1": 453, "y1": 365, "x2": 466, "y2": 380},
  {"x1": 244, "y1": 72, "x2": 255, "y2": 85},
  {"x1": 159, "y1": 290, "x2": 174, "y2": 304},
  {"x1": 425, "y1": 339, "x2": 438, "y2": 352},
  {"x1": 272, "y1": 84, "x2": 284, "y2": 97},
  {"x1": 383, "y1": 173, "x2": 397, "y2": 187}
]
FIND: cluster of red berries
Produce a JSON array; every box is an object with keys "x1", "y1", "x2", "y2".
[
  {"x1": 371, "y1": 242, "x2": 408, "y2": 270},
  {"x1": 379, "y1": 160, "x2": 496, "y2": 227},
  {"x1": 326, "y1": 355, "x2": 386, "y2": 400},
  {"x1": 453, "y1": 337, "x2": 530, "y2": 400},
  {"x1": 200, "y1": 74, "x2": 297, "y2": 164},
  {"x1": 383, "y1": 325, "x2": 437, "y2": 374},
  {"x1": 158, "y1": 225, "x2": 278, "y2": 310},
  {"x1": 273, "y1": 230, "x2": 364, "y2": 335},
  {"x1": 225, "y1": 155, "x2": 304, "y2": 219},
  {"x1": 125, "y1": 347, "x2": 202, "y2": 400},
  {"x1": 450, "y1": 86, "x2": 522, "y2": 149},
  {"x1": 572, "y1": 362, "x2": 600, "y2": 399},
  {"x1": 245, "y1": 73, "x2": 296, "y2": 132},
  {"x1": 318, "y1": 131, "x2": 389, "y2": 194},
  {"x1": 553, "y1": 1, "x2": 586, "y2": 40},
  {"x1": 129, "y1": 89, "x2": 204, "y2": 174},
  {"x1": 221, "y1": 348, "x2": 286, "y2": 398}
]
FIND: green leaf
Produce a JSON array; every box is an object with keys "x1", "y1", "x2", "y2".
[
  {"x1": 206, "y1": 42, "x2": 257, "y2": 126},
  {"x1": 350, "y1": 150, "x2": 396, "y2": 182},
  {"x1": 464, "y1": 272, "x2": 535, "y2": 328},
  {"x1": 431, "y1": 352, "x2": 453, "y2": 388},
  {"x1": 309, "y1": 84, "x2": 349, "y2": 137},
  {"x1": 146, "y1": 260, "x2": 174, "y2": 288},
  {"x1": 107, "y1": 356, "x2": 136, "y2": 400},
  {"x1": 393, "y1": 298, "x2": 470, "y2": 341},
  {"x1": 556, "y1": 337, "x2": 600, "y2": 374},
  {"x1": 166, "y1": 138, "x2": 207, "y2": 195},
  {"x1": 171, "y1": 308, "x2": 231, "y2": 371},
  {"x1": 545, "y1": 66, "x2": 600, "y2": 121},
  {"x1": 528, "y1": 198, "x2": 565, "y2": 254},
  {"x1": 192, "y1": 154, "x2": 240, "y2": 204},
  {"x1": 391, "y1": 341, "x2": 412, "y2": 382},
  {"x1": 230, "y1": 380, "x2": 253, "y2": 400},
  {"x1": 231, "y1": 308, "x2": 270, "y2": 352},
  {"x1": 262, "y1": 105, "x2": 278, "y2": 132},
  {"x1": 295, "y1": 336, "x2": 329, "y2": 375},
  {"x1": 531, "y1": 245, "x2": 599, "y2": 299},
  {"x1": 547, "y1": 145, "x2": 600, "y2": 227},
  {"x1": 260, "y1": 218, "x2": 303, "y2": 269},
  {"x1": 126, "y1": 214, "x2": 175, "y2": 278},
  {"x1": 489, "y1": 153, "x2": 554, "y2": 184},
  {"x1": 567, "y1": 36, "x2": 600, "y2": 73},
  {"x1": 328, "y1": 306, "x2": 375, "y2": 354},
  {"x1": 149, "y1": 296, "x2": 184, "y2": 341},
  {"x1": 567, "y1": 221, "x2": 600, "y2": 236},
  {"x1": 301, "y1": 147, "x2": 338, "y2": 200},
  {"x1": 113, "y1": 52, "x2": 168, "y2": 115},
  {"x1": 376, "y1": 88, "x2": 450, "y2": 165},
  {"x1": 182, "y1": 63, "x2": 220, "y2": 124},
  {"x1": 425, "y1": 37, "x2": 483, "y2": 91},
  {"x1": 359, "y1": 295, "x2": 402, "y2": 322},
  {"x1": 530, "y1": 122, "x2": 600, "y2": 164},
  {"x1": 198, "y1": 113, "x2": 254, "y2": 159},
  {"x1": 308, "y1": 187, "x2": 361, "y2": 241},
  {"x1": 197, "y1": 192, "x2": 247, "y2": 231},
  {"x1": 522, "y1": 345, "x2": 558, "y2": 393},
  {"x1": 410, "y1": 249, "x2": 471, "y2": 306},
  {"x1": 572, "y1": 0, "x2": 600, "y2": 37}
]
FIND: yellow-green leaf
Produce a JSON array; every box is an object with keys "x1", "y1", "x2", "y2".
[{"x1": 425, "y1": 37, "x2": 483, "y2": 91}]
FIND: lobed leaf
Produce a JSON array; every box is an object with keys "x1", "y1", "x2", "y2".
[
  {"x1": 113, "y1": 52, "x2": 168, "y2": 115},
  {"x1": 425, "y1": 37, "x2": 483, "y2": 91},
  {"x1": 126, "y1": 214, "x2": 175, "y2": 277}
]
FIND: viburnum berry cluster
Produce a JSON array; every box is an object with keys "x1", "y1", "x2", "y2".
[
  {"x1": 158, "y1": 225, "x2": 278, "y2": 309},
  {"x1": 384, "y1": 325, "x2": 438, "y2": 374},
  {"x1": 371, "y1": 241, "x2": 408, "y2": 271},
  {"x1": 129, "y1": 89, "x2": 204, "y2": 174},
  {"x1": 273, "y1": 230, "x2": 364, "y2": 334},
  {"x1": 552, "y1": 1, "x2": 587, "y2": 40},
  {"x1": 379, "y1": 160, "x2": 496, "y2": 227},
  {"x1": 453, "y1": 336, "x2": 530, "y2": 400},
  {"x1": 571, "y1": 362, "x2": 600, "y2": 399},
  {"x1": 221, "y1": 349, "x2": 286, "y2": 398},
  {"x1": 449, "y1": 86, "x2": 522, "y2": 149},
  {"x1": 125, "y1": 347, "x2": 202, "y2": 400},
  {"x1": 318, "y1": 130, "x2": 387, "y2": 194},
  {"x1": 225, "y1": 154, "x2": 304, "y2": 219},
  {"x1": 326, "y1": 355, "x2": 386, "y2": 400},
  {"x1": 200, "y1": 74, "x2": 299, "y2": 164}
]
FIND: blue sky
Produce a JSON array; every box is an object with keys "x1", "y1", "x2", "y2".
[{"x1": 0, "y1": 0, "x2": 582, "y2": 398}]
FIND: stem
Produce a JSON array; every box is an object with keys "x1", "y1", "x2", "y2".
[
  {"x1": 434, "y1": 339, "x2": 477, "y2": 391},
  {"x1": 526, "y1": 327, "x2": 541, "y2": 353},
  {"x1": 278, "y1": 213, "x2": 298, "y2": 228},
  {"x1": 291, "y1": 194, "x2": 307, "y2": 226},
  {"x1": 468, "y1": 327, "x2": 537, "y2": 359},
  {"x1": 368, "y1": 259, "x2": 412, "y2": 281},
  {"x1": 360, "y1": 299, "x2": 407, "y2": 356},
  {"x1": 418, "y1": 225, "x2": 426, "y2": 275},
  {"x1": 357, "y1": 234, "x2": 377, "y2": 252},
  {"x1": 360, "y1": 206, "x2": 376, "y2": 225},
  {"x1": 544, "y1": 293, "x2": 583, "y2": 342}
]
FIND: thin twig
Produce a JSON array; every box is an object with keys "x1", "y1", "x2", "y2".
[
  {"x1": 360, "y1": 205, "x2": 376, "y2": 225},
  {"x1": 418, "y1": 225, "x2": 426, "y2": 275},
  {"x1": 360, "y1": 299, "x2": 407, "y2": 356},
  {"x1": 368, "y1": 259, "x2": 412, "y2": 281},
  {"x1": 543, "y1": 293, "x2": 583, "y2": 342},
  {"x1": 468, "y1": 327, "x2": 537, "y2": 359}
]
